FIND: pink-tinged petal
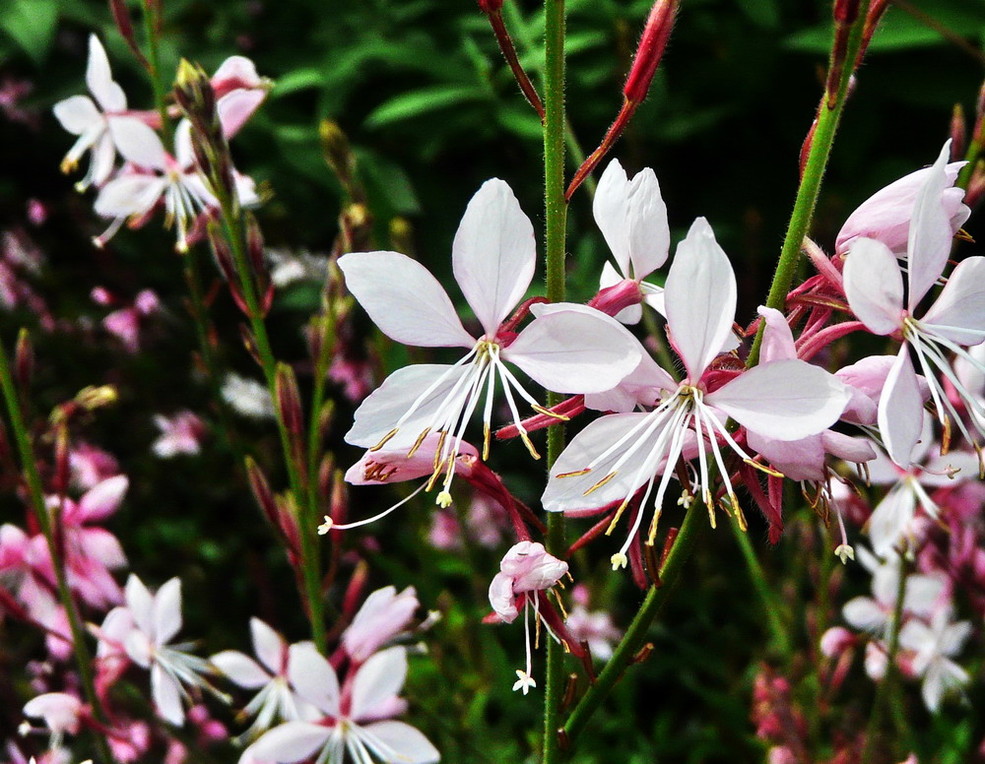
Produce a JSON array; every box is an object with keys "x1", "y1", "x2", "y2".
[
  {"x1": 86, "y1": 36, "x2": 126, "y2": 112},
  {"x1": 542, "y1": 413, "x2": 656, "y2": 512},
  {"x1": 94, "y1": 174, "x2": 166, "y2": 218},
  {"x1": 154, "y1": 578, "x2": 183, "y2": 646},
  {"x1": 506, "y1": 304, "x2": 642, "y2": 394},
  {"x1": 452, "y1": 179, "x2": 535, "y2": 336},
  {"x1": 843, "y1": 238, "x2": 904, "y2": 335},
  {"x1": 361, "y1": 720, "x2": 440, "y2": 764},
  {"x1": 879, "y1": 349, "x2": 923, "y2": 467},
  {"x1": 78, "y1": 475, "x2": 128, "y2": 522},
  {"x1": 350, "y1": 646, "x2": 407, "y2": 721},
  {"x1": 488, "y1": 572, "x2": 518, "y2": 623},
  {"x1": 868, "y1": 484, "x2": 917, "y2": 557},
  {"x1": 23, "y1": 692, "x2": 83, "y2": 735},
  {"x1": 76, "y1": 527, "x2": 127, "y2": 568},
  {"x1": 343, "y1": 587, "x2": 418, "y2": 664},
  {"x1": 746, "y1": 432, "x2": 826, "y2": 482},
  {"x1": 664, "y1": 217, "x2": 736, "y2": 380},
  {"x1": 908, "y1": 142, "x2": 954, "y2": 310},
  {"x1": 708, "y1": 360, "x2": 849, "y2": 441},
  {"x1": 757, "y1": 306, "x2": 797, "y2": 363},
  {"x1": 500, "y1": 540, "x2": 567, "y2": 591},
  {"x1": 919, "y1": 256, "x2": 985, "y2": 344},
  {"x1": 599, "y1": 261, "x2": 644, "y2": 324},
  {"x1": 338, "y1": 252, "x2": 473, "y2": 348},
  {"x1": 245, "y1": 722, "x2": 331, "y2": 763},
  {"x1": 822, "y1": 431, "x2": 877, "y2": 466},
  {"x1": 213, "y1": 56, "x2": 262, "y2": 87},
  {"x1": 53, "y1": 95, "x2": 101, "y2": 135},
  {"x1": 251, "y1": 618, "x2": 286, "y2": 675},
  {"x1": 583, "y1": 350, "x2": 673, "y2": 413},
  {"x1": 218, "y1": 89, "x2": 266, "y2": 139},
  {"x1": 836, "y1": 160, "x2": 968, "y2": 257},
  {"x1": 345, "y1": 364, "x2": 470, "y2": 448},
  {"x1": 939, "y1": 621, "x2": 973, "y2": 656},
  {"x1": 125, "y1": 574, "x2": 155, "y2": 636},
  {"x1": 152, "y1": 663, "x2": 185, "y2": 726},
  {"x1": 345, "y1": 435, "x2": 477, "y2": 486},
  {"x1": 109, "y1": 117, "x2": 168, "y2": 169},
  {"x1": 287, "y1": 642, "x2": 339, "y2": 715},
  {"x1": 211, "y1": 650, "x2": 270, "y2": 689},
  {"x1": 842, "y1": 597, "x2": 887, "y2": 633}
]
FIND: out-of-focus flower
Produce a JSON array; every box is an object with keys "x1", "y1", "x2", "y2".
[
  {"x1": 342, "y1": 586, "x2": 419, "y2": 664},
  {"x1": 899, "y1": 607, "x2": 972, "y2": 712},
  {"x1": 21, "y1": 693, "x2": 83, "y2": 751},
  {"x1": 221, "y1": 373, "x2": 276, "y2": 420},
  {"x1": 152, "y1": 411, "x2": 206, "y2": 458},
  {"x1": 564, "y1": 585, "x2": 621, "y2": 661},
  {"x1": 93, "y1": 288, "x2": 160, "y2": 353}
]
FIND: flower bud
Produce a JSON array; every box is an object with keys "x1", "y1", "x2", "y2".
[
  {"x1": 274, "y1": 363, "x2": 304, "y2": 437},
  {"x1": 109, "y1": 0, "x2": 149, "y2": 69},
  {"x1": 623, "y1": 0, "x2": 679, "y2": 104},
  {"x1": 389, "y1": 217, "x2": 415, "y2": 256},
  {"x1": 14, "y1": 328, "x2": 33, "y2": 392},
  {"x1": 950, "y1": 103, "x2": 967, "y2": 159},
  {"x1": 75, "y1": 385, "x2": 117, "y2": 411}
]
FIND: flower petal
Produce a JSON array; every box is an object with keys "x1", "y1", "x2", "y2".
[
  {"x1": 908, "y1": 142, "x2": 954, "y2": 310},
  {"x1": 707, "y1": 360, "x2": 849, "y2": 441},
  {"x1": 152, "y1": 662, "x2": 185, "y2": 726},
  {"x1": 251, "y1": 617, "x2": 286, "y2": 675},
  {"x1": 361, "y1": 720, "x2": 441, "y2": 764},
  {"x1": 109, "y1": 117, "x2": 168, "y2": 169},
  {"x1": 593, "y1": 160, "x2": 633, "y2": 276},
  {"x1": 153, "y1": 578, "x2": 182, "y2": 646},
  {"x1": 78, "y1": 475, "x2": 128, "y2": 522},
  {"x1": 919, "y1": 256, "x2": 985, "y2": 345},
  {"x1": 338, "y1": 252, "x2": 474, "y2": 348},
  {"x1": 868, "y1": 483, "x2": 917, "y2": 557},
  {"x1": 843, "y1": 237, "x2": 904, "y2": 335},
  {"x1": 125, "y1": 574, "x2": 155, "y2": 636},
  {"x1": 53, "y1": 95, "x2": 101, "y2": 135},
  {"x1": 664, "y1": 217, "x2": 735, "y2": 380},
  {"x1": 86, "y1": 36, "x2": 126, "y2": 112},
  {"x1": 452, "y1": 179, "x2": 535, "y2": 336},
  {"x1": 350, "y1": 646, "x2": 407, "y2": 721},
  {"x1": 211, "y1": 650, "x2": 270, "y2": 689},
  {"x1": 287, "y1": 642, "x2": 339, "y2": 715},
  {"x1": 245, "y1": 722, "x2": 331, "y2": 763},
  {"x1": 757, "y1": 306, "x2": 797, "y2": 363},
  {"x1": 507, "y1": 304, "x2": 642, "y2": 394},
  {"x1": 879, "y1": 348, "x2": 923, "y2": 467}
]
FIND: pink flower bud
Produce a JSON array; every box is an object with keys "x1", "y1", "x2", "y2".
[{"x1": 488, "y1": 541, "x2": 568, "y2": 623}]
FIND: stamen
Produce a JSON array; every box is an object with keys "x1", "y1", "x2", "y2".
[
  {"x1": 584, "y1": 471, "x2": 618, "y2": 496},
  {"x1": 370, "y1": 428, "x2": 399, "y2": 452},
  {"x1": 531, "y1": 403, "x2": 570, "y2": 421},
  {"x1": 406, "y1": 427, "x2": 432, "y2": 458},
  {"x1": 324, "y1": 482, "x2": 428, "y2": 530},
  {"x1": 557, "y1": 468, "x2": 592, "y2": 478}
]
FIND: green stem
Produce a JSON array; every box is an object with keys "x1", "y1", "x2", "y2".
[
  {"x1": 211, "y1": 189, "x2": 327, "y2": 652},
  {"x1": 143, "y1": 2, "x2": 172, "y2": 145},
  {"x1": 861, "y1": 551, "x2": 908, "y2": 764},
  {"x1": 562, "y1": 506, "x2": 705, "y2": 744},
  {"x1": 305, "y1": 305, "x2": 336, "y2": 553},
  {"x1": 542, "y1": 0, "x2": 567, "y2": 761},
  {"x1": 730, "y1": 515, "x2": 793, "y2": 657},
  {"x1": 747, "y1": 1, "x2": 871, "y2": 367},
  {"x1": 0, "y1": 334, "x2": 113, "y2": 764}
]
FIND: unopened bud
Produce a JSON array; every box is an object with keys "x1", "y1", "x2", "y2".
[
  {"x1": 623, "y1": 0, "x2": 679, "y2": 104},
  {"x1": 950, "y1": 104, "x2": 967, "y2": 159},
  {"x1": 109, "y1": 0, "x2": 149, "y2": 69},
  {"x1": 389, "y1": 217, "x2": 415, "y2": 256},
  {"x1": 245, "y1": 213, "x2": 266, "y2": 276},
  {"x1": 340, "y1": 203, "x2": 373, "y2": 253},
  {"x1": 239, "y1": 325, "x2": 262, "y2": 366},
  {"x1": 341, "y1": 561, "x2": 370, "y2": 619},
  {"x1": 75, "y1": 385, "x2": 117, "y2": 411},
  {"x1": 274, "y1": 363, "x2": 304, "y2": 436},
  {"x1": 245, "y1": 456, "x2": 278, "y2": 525},
  {"x1": 317, "y1": 399, "x2": 335, "y2": 442},
  {"x1": 319, "y1": 119, "x2": 356, "y2": 189},
  {"x1": 964, "y1": 160, "x2": 985, "y2": 207},
  {"x1": 318, "y1": 453, "x2": 335, "y2": 507},
  {"x1": 14, "y1": 329, "x2": 33, "y2": 392},
  {"x1": 331, "y1": 467, "x2": 347, "y2": 522},
  {"x1": 53, "y1": 425, "x2": 70, "y2": 495}
]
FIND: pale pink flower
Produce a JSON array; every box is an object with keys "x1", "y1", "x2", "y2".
[
  {"x1": 241, "y1": 644, "x2": 439, "y2": 764},
  {"x1": 68, "y1": 442, "x2": 119, "y2": 491},
  {"x1": 209, "y1": 56, "x2": 270, "y2": 139},
  {"x1": 565, "y1": 585, "x2": 621, "y2": 661},
  {"x1": 544, "y1": 218, "x2": 850, "y2": 569},
  {"x1": 342, "y1": 586, "x2": 419, "y2": 664},
  {"x1": 340, "y1": 179, "x2": 641, "y2": 508},
  {"x1": 98, "y1": 289, "x2": 159, "y2": 353},
  {"x1": 152, "y1": 411, "x2": 206, "y2": 458},
  {"x1": 843, "y1": 141, "x2": 985, "y2": 466},
  {"x1": 836, "y1": 157, "x2": 969, "y2": 256},
  {"x1": 22, "y1": 693, "x2": 83, "y2": 750},
  {"x1": 221, "y1": 373, "x2": 276, "y2": 420},
  {"x1": 211, "y1": 619, "x2": 314, "y2": 740},
  {"x1": 898, "y1": 607, "x2": 972, "y2": 712},
  {"x1": 488, "y1": 541, "x2": 568, "y2": 694}
]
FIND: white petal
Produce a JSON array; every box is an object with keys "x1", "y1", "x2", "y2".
[
  {"x1": 247, "y1": 722, "x2": 331, "y2": 763},
  {"x1": 542, "y1": 413, "x2": 656, "y2": 512},
  {"x1": 86, "y1": 36, "x2": 126, "y2": 112},
  {"x1": 626, "y1": 167, "x2": 669, "y2": 278},
  {"x1": 287, "y1": 642, "x2": 339, "y2": 715},
  {"x1": 903, "y1": 573, "x2": 947, "y2": 617},
  {"x1": 94, "y1": 174, "x2": 166, "y2": 218},
  {"x1": 109, "y1": 117, "x2": 168, "y2": 169},
  {"x1": 707, "y1": 360, "x2": 849, "y2": 441},
  {"x1": 507, "y1": 304, "x2": 642, "y2": 394},
  {"x1": 879, "y1": 348, "x2": 923, "y2": 467},
  {"x1": 842, "y1": 597, "x2": 887, "y2": 633},
  {"x1": 664, "y1": 217, "x2": 736, "y2": 380},
  {"x1": 251, "y1": 617, "x2": 286, "y2": 675},
  {"x1": 350, "y1": 647, "x2": 407, "y2": 721},
  {"x1": 125, "y1": 574, "x2": 155, "y2": 636},
  {"x1": 843, "y1": 238, "x2": 904, "y2": 335},
  {"x1": 921, "y1": 659, "x2": 968, "y2": 713},
  {"x1": 361, "y1": 721, "x2": 440, "y2": 764},
  {"x1": 211, "y1": 650, "x2": 270, "y2": 689},
  {"x1": 594, "y1": 159, "x2": 632, "y2": 275},
  {"x1": 153, "y1": 578, "x2": 182, "y2": 646},
  {"x1": 868, "y1": 484, "x2": 917, "y2": 557},
  {"x1": 452, "y1": 179, "x2": 535, "y2": 336},
  {"x1": 338, "y1": 252, "x2": 473, "y2": 348},
  {"x1": 757, "y1": 306, "x2": 796, "y2": 363},
  {"x1": 345, "y1": 364, "x2": 470, "y2": 448},
  {"x1": 908, "y1": 142, "x2": 953, "y2": 311},
  {"x1": 920, "y1": 256, "x2": 985, "y2": 344},
  {"x1": 53, "y1": 96, "x2": 101, "y2": 135},
  {"x1": 78, "y1": 475, "x2": 128, "y2": 522},
  {"x1": 152, "y1": 663, "x2": 185, "y2": 726}
]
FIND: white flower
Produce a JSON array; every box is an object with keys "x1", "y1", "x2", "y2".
[{"x1": 899, "y1": 607, "x2": 972, "y2": 712}]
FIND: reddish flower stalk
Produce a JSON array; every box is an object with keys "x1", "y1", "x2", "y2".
[
  {"x1": 566, "y1": 0, "x2": 679, "y2": 200},
  {"x1": 478, "y1": 1, "x2": 545, "y2": 121},
  {"x1": 108, "y1": 0, "x2": 150, "y2": 70}
]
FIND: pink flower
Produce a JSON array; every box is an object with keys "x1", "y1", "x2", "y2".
[
  {"x1": 210, "y1": 57, "x2": 269, "y2": 139},
  {"x1": 152, "y1": 411, "x2": 206, "y2": 458},
  {"x1": 340, "y1": 179, "x2": 641, "y2": 507},
  {"x1": 241, "y1": 644, "x2": 439, "y2": 764},
  {"x1": 342, "y1": 586, "x2": 419, "y2": 664},
  {"x1": 22, "y1": 692, "x2": 83, "y2": 750}
]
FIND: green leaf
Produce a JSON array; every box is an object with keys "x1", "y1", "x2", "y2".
[
  {"x1": 271, "y1": 67, "x2": 325, "y2": 98},
  {"x1": 0, "y1": 0, "x2": 58, "y2": 64},
  {"x1": 734, "y1": 0, "x2": 779, "y2": 30},
  {"x1": 365, "y1": 85, "x2": 486, "y2": 128}
]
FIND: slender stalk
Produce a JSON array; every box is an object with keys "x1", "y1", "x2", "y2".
[
  {"x1": 305, "y1": 306, "x2": 336, "y2": 550},
  {"x1": 861, "y1": 551, "x2": 908, "y2": 764},
  {"x1": 0, "y1": 335, "x2": 113, "y2": 764},
  {"x1": 210, "y1": 187, "x2": 327, "y2": 652},
  {"x1": 730, "y1": 515, "x2": 793, "y2": 656},
  {"x1": 563, "y1": 506, "x2": 705, "y2": 743},
  {"x1": 542, "y1": 0, "x2": 567, "y2": 761},
  {"x1": 142, "y1": 1, "x2": 172, "y2": 144},
  {"x1": 747, "y1": 1, "x2": 871, "y2": 366}
]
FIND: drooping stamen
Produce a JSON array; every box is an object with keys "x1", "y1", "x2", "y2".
[{"x1": 320, "y1": 482, "x2": 428, "y2": 531}]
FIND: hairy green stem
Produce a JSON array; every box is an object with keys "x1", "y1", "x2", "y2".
[
  {"x1": 748, "y1": 1, "x2": 871, "y2": 366},
  {"x1": 542, "y1": 0, "x2": 567, "y2": 761},
  {"x1": 211, "y1": 188, "x2": 326, "y2": 652},
  {"x1": 563, "y1": 506, "x2": 705, "y2": 744},
  {"x1": 0, "y1": 334, "x2": 113, "y2": 764}
]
